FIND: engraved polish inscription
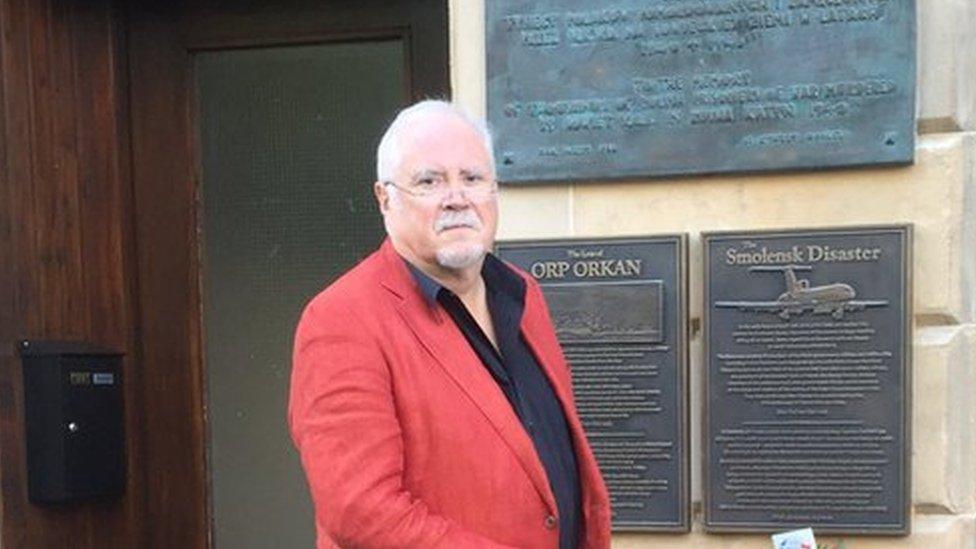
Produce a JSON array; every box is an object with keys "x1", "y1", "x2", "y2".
[
  {"x1": 487, "y1": 0, "x2": 915, "y2": 182},
  {"x1": 497, "y1": 238, "x2": 688, "y2": 531},
  {"x1": 703, "y1": 227, "x2": 911, "y2": 533}
]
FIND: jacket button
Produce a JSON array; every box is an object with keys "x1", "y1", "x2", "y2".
[{"x1": 544, "y1": 514, "x2": 557, "y2": 530}]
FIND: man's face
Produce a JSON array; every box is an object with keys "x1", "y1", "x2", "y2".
[{"x1": 375, "y1": 113, "x2": 498, "y2": 274}]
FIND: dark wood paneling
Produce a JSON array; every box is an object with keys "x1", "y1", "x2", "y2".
[
  {"x1": 71, "y1": 3, "x2": 145, "y2": 547},
  {"x1": 0, "y1": 0, "x2": 144, "y2": 547},
  {"x1": 0, "y1": 2, "x2": 33, "y2": 545},
  {"x1": 127, "y1": 2, "x2": 210, "y2": 546}
]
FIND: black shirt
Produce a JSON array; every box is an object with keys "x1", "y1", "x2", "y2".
[{"x1": 407, "y1": 255, "x2": 582, "y2": 549}]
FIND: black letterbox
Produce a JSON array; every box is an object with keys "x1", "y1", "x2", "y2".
[{"x1": 18, "y1": 340, "x2": 125, "y2": 503}]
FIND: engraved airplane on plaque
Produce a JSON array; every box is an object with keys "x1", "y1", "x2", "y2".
[{"x1": 714, "y1": 265, "x2": 888, "y2": 320}]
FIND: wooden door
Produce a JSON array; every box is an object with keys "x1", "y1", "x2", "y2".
[{"x1": 126, "y1": 1, "x2": 449, "y2": 546}]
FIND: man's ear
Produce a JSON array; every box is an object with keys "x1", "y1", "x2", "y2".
[{"x1": 374, "y1": 181, "x2": 391, "y2": 214}]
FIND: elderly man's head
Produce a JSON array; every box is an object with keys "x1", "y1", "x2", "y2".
[{"x1": 374, "y1": 101, "x2": 499, "y2": 275}]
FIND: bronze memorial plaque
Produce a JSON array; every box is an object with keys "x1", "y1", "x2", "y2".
[
  {"x1": 497, "y1": 237, "x2": 689, "y2": 531},
  {"x1": 703, "y1": 226, "x2": 912, "y2": 534},
  {"x1": 486, "y1": 0, "x2": 916, "y2": 182}
]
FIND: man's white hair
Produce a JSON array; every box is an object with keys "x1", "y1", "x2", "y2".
[{"x1": 376, "y1": 100, "x2": 495, "y2": 183}]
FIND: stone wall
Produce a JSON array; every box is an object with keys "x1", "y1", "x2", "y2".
[{"x1": 449, "y1": 0, "x2": 976, "y2": 546}]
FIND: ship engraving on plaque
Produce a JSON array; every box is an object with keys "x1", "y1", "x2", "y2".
[
  {"x1": 547, "y1": 281, "x2": 663, "y2": 343},
  {"x1": 497, "y1": 237, "x2": 689, "y2": 531},
  {"x1": 703, "y1": 227, "x2": 912, "y2": 534},
  {"x1": 486, "y1": 0, "x2": 916, "y2": 182}
]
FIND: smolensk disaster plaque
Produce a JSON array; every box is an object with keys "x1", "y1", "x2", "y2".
[
  {"x1": 487, "y1": 0, "x2": 916, "y2": 182},
  {"x1": 497, "y1": 237, "x2": 689, "y2": 531},
  {"x1": 703, "y1": 226, "x2": 912, "y2": 534}
]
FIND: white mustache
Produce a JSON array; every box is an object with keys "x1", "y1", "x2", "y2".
[{"x1": 435, "y1": 210, "x2": 482, "y2": 233}]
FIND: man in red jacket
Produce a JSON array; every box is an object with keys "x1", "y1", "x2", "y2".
[{"x1": 289, "y1": 100, "x2": 611, "y2": 548}]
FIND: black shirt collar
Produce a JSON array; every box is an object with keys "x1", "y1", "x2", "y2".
[
  {"x1": 407, "y1": 261, "x2": 443, "y2": 305},
  {"x1": 404, "y1": 253, "x2": 527, "y2": 309}
]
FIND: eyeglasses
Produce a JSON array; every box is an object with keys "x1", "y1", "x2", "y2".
[{"x1": 384, "y1": 170, "x2": 497, "y2": 201}]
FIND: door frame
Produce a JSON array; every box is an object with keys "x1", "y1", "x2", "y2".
[{"x1": 125, "y1": 2, "x2": 450, "y2": 545}]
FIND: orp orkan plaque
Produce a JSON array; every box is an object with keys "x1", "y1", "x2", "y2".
[
  {"x1": 703, "y1": 226, "x2": 912, "y2": 534},
  {"x1": 487, "y1": 0, "x2": 915, "y2": 183},
  {"x1": 497, "y1": 237, "x2": 689, "y2": 531}
]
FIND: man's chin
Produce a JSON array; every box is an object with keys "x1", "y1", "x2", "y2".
[{"x1": 436, "y1": 243, "x2": 487, "y2": 270}]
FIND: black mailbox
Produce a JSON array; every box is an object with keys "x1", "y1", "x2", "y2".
[{"x1": 18, "y1": 340, "x2": 125, "y2": 503}]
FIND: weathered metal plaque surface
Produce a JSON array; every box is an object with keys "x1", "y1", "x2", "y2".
[
  {"x1": 486, "y1": 0, "x2": 916, "y2": 183},
  {"x1": 703, "y1": 226, "x2": 912, "y2": 534},
  {"x1": 497, "y1": 236, "x2": 689, "y2": 531}
]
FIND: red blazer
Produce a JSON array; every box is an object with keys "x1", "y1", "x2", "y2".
[{"x1": 289, "y1": 239, "x2": 611, "y2": 548}]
